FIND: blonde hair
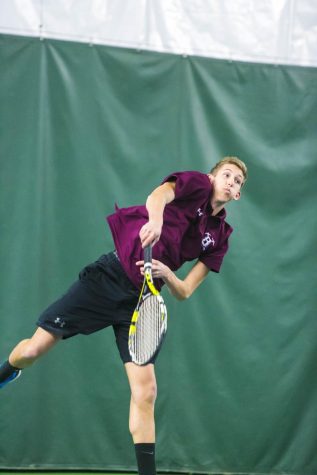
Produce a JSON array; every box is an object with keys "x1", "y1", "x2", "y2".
[{"x1": 210, "y1": 156, "x2": 248, "y2": 185}]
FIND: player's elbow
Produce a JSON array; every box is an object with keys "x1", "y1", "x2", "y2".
[
  {"x1": 177, "y1": 294, "x2": 189, "y2": 301},
  {"x1": 183, "y1": 290, "x2": 194, "y2": 300},
  {"x1": 174, "y1": 285, "x2": 193, "y2": 301}
]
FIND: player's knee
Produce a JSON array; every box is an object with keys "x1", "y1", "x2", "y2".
[
  {"x1": 19, "y1": 340, "x2": 43, "y2": 362},
  {"x1": 133, "y1": 380, "x2": 157, "y2": 407},
  {"x1": 143, "y1": 382, "x2": 157, "y2": 406}
]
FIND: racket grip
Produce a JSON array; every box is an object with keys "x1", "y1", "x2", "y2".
[{"x1": 144, "y1": 245, "x2": 152, "y2": 265}]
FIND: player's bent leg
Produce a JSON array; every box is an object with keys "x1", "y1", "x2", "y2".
[
  {"x1": 9, "y1": 327, "x2": 61, "y2": 369},
  {"x1": 125, "y1": 362, "x2": 157, "y2": 475},
  {"x1": 0, "y1": 328, "x2": 61, "y2": 389}
]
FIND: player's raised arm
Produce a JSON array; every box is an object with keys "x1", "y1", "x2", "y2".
[{"x1": 139, "y1": 181, "x2": 176, "y2": 248}]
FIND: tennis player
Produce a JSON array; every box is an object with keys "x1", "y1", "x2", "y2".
[{"x1": 0, "y1": 156, "x2": 247, "y2": 475}]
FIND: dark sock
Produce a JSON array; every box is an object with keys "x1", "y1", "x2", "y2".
[
  {"x1": 134, "y1": 443, "x2": 156, "y2": 475},
  {"x1": 0, "y1": 360, "x2": 20, "y2": 382}
]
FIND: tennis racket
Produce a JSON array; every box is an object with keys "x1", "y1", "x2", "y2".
[{"x1": 128, "y1": 245, "x2": 167, "y2": 365}]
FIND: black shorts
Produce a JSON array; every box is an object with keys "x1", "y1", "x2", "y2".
[{"x1": 37, "y1": 251, "x2": 150, "y2": 364}]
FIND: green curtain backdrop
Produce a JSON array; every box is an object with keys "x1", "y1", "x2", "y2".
[{"x1": 0, "y1": 34, "x2": 317, "y2": 474}]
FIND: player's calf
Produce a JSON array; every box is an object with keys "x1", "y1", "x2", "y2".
[{"x1": 9, "y1": 338, "x2": 45, "y2": 368}]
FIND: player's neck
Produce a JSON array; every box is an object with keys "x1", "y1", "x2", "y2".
[{"x1": 210, "y1": 198, "x2": 225, "y2": 216}]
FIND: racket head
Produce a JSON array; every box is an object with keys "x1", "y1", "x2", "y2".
[{"x1": 129, "y1": 292, "x2": 167, "y2": 366}]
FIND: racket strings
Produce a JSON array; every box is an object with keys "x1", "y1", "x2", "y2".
[{"x1": 132, "y1": 295, "x2": 166, "y2": 364}]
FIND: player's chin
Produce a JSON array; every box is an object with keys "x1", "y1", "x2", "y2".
[{"x1": 221, "y1": 193, "x2": 232, "y2": 202}]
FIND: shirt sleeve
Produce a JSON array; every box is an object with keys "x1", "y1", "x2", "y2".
[
  {"x1": 199, "y1": 229, "x2": 233, "y2": 273},
  {"x1": 161, "y1": 171, "x2": 211, "y2": 204}
]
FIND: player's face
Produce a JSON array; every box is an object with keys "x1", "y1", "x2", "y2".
[{"x1": 212, "y1": 164, "x2": 243, "y2": 202}]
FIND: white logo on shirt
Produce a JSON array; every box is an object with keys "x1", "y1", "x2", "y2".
[
  {"x1": 197, "y1": 208, "x2": 204, "y2": 217},
  {"x1": 202, "y1": 232, "x2": 215, "y2": 251}
]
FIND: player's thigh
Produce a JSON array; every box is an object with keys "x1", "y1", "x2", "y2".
[{"x1": 29, "y1": 327, "x2": 61, "y2": 353}]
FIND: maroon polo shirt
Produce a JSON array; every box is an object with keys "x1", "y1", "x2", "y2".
[{"x1": 107, "y1": 171, "x2": 233, "y2": 290}]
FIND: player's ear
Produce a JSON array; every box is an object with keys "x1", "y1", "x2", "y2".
[{"x1": 207, "y1": 173, "x2": 214, "y2": 184}]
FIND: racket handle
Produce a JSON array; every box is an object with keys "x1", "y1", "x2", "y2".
[{"x1": 144, "y1": 245, "x2": 152, "y2": 265}]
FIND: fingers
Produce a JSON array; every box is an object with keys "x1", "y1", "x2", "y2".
[
  {"x1": 139, "y1": 232, "x2": 158, "y2": 248},
  {"x1": 136, "y1": 259, "x2": 164, "y2": 278},
  {"x1": 141, "y1": 235, "x2": 156, "y2": 248},
  {"x1": 136, "y1": 260, "x2": 144, "y2": 276},
  {"x1": 139, "y1": 221, "x2": 162, "y2": 248},
  {"x1": 152, "y1": 261, "x2": 163, "y2": 278}
]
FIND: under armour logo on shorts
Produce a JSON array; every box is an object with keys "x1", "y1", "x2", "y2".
[{"x1": 54, "y1": 317, "x2": 66, "y2": 328}]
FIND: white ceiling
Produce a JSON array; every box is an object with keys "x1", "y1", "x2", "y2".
[{"x1": 0, "y1": 0, "x2": 316, "y2": 67}]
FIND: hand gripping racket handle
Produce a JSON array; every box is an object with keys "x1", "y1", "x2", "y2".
[{"x1": 144, "y1": 245, "x2": 152, "y2": 269}]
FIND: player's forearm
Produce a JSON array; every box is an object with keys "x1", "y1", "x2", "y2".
[
  {"x1": 162, "y1": 269, "x2": 191, "y2": 301},
  {"x1": 160, "y1": 260, "x2": 209, "y2": 301},
  {"x1": 136, "y1": 258, "x2": 207, "y2": 299}
]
